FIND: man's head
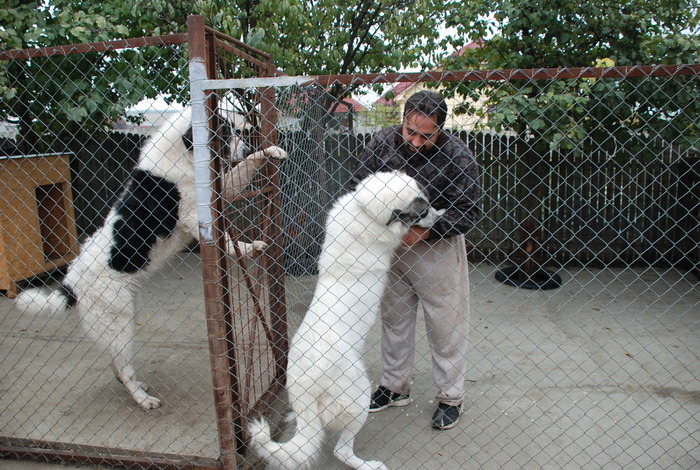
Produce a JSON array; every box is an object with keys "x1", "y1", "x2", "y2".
[{"x1": 401, "y1": 90, "x2": 447, "y2": 155}]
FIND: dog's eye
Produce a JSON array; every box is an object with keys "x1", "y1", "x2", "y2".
[{"x1": 233, "y1": 128, "x2": 252, "y2": 137}]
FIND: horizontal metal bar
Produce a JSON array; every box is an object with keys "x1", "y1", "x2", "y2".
[
  {"x1": 0, "y1": 33, "x2": 188, "y2": 60},
  {"x1": 0, "y1": 437, "x2": 219, "y2": 470},
  {"x1": 199, "y1": 64, "x2": 699, "y2": 91},
  {"x1": 0, "y1": 153, "x2": 74, "y2": 160},
  {"x1": 309, "y1": 64, "x2": 700, "y2": 86},
  {"x1": 201, "y1": 75, "x2": 315, "y2": 90}
]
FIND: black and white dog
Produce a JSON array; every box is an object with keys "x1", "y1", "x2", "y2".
[{"x1": 16, "y1": 108, "x2": 287, "y2": 409}]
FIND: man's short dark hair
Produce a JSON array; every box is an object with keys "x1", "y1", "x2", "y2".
[{"x1": 403, "y1": 90, "x2": 448, "y2": 128}]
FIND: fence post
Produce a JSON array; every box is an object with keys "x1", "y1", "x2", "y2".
[
  {"x1": 255, "y1": 59, "x2": 289, "y2": 412},
  {"x1": 188, "y1": 14, "x2": 240, "y2": 470}
]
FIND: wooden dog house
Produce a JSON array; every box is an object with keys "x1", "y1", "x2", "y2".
[{"x1": 0, "y1": 154, "x2": 79, "y2": 298}]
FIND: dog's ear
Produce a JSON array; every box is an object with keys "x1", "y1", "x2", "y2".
[
  {"x1": 408, "y1": 197, "x2": 430, "y2": 217},
  {"x1": 182, "y1": 126, "x2": 193, "y2": 151},
  {"x1": 386, "y1": 197, "x2": 430, "y2": 226}
]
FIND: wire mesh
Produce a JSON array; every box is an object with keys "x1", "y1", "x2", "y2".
[
  {"x1": 231, "y1": 73, "x2": 699, "y2": 469},
  {"x1": 0, "y1": 26, "x2": 698, "y2": 470},
  {"x1": 0, "y1": 36, "x2": 227, "y2": 469}
]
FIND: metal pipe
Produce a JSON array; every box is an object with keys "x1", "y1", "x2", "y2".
[{"x1": 188, "y1": 14, "x2": 239, "y2": 470}]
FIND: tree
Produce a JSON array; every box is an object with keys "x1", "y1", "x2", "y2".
[
  {"x1": 442, "y1": 0, "x2": 700, "y2": 155},
  {"x1": 239, "y1": 0, "x2": 453, "y2": 75},
  {"x1": 438, "y1": 0, "x2": 699, "y2": 287},
  {"x1": 0, "y1": 1, "x2": 198, "y2": 151},
  {"x1": 0, "y1": 0, "x2": 458, "y2": 150}
]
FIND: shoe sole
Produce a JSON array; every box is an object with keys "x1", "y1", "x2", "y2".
[
  {"x1": 432, "y1": 415, "x2": 460, "y2": 430},
  {"x1": 368, "y1": 397, "x2": 412, "y2": 413}
]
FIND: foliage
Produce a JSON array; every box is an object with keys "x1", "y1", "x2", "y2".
[
  {"x1": 0, "y1": 0, "x2": 457, "y2": 146},
  {"x1": 0, "y1": 1, "x2": 198, "y2": 148},
  {"x1": 442, "y1": 0, "x2": 700, "y2": 155},
  {"x1": 361, "y1": 102, "x2": 402, "y2": 129},
  {"x1": 239, "y1": 0, "x2": 454, "y2": 76}
]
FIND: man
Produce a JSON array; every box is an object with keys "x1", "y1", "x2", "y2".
[{"x1": 347, "y1": 90, "x2": 481, "y2": 430}]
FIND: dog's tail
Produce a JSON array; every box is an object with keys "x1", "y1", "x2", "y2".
[
  {"x1": 247, "y1": 410, "x2": 325, "y2": 470},
  {"x1": 15, "y1": 285, "x2": 76, "y2": 317}
]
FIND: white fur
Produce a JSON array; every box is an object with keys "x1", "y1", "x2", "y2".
[
  {"x1": 14, "y1": 288, "x2": 67, "y2": 316},
  {"x1": 248, "y1": 171, "x2": 443, "y2": 470},
  {"x1": 15, "y1": 108, "x2": 287, "y2": 410}
]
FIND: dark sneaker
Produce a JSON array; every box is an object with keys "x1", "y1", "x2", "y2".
[
  {"x1": 432, "y1": 402, "x2": 462, "y2": 430},
  {"x1": 369, "y1": 386, "x2": 411, "y2": 413}
]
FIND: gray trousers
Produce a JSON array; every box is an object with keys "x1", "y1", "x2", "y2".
[{"x1": 379, "y1": 235, "x2": 470, "y2": 406}]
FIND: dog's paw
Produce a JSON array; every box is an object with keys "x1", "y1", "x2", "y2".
[
  {"x1": 135, "y1": 391, "x2": 162, "y2": 410},
  {"x1": 238, "y1": 240, "x2": 268, "y2": 257},
  {"x1": 227, "y1": 240, "x2": 268, "y2": 258},
  {"x1": 125, "y1": 380, "x2": 160, "y2": 410},
  {"x1": 250, "y1": 240, "x2": 268, "y2": 253},
  {"x1": 247, "y1": 418, "x2": 272, "y2": 445},
  {"x1": 264, "y1": 146, "x2": 287, "y2": 160}
]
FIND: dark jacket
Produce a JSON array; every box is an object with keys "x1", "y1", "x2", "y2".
[{"x1": 348, "y1": 125, "x2": 482, "y2": 241}]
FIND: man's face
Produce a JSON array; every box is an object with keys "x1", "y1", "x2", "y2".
[{"x1": 402, "y1": 111, "x2": 441, "y2": 155}]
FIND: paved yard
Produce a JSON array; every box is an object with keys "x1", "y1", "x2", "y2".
[{"x1": 1, "y1": 252, "x2": 698, "y2": 469}]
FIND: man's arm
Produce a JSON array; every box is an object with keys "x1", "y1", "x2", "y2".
[{"x1": 427, "y1": 152, "x2": 482, "y2": 241}]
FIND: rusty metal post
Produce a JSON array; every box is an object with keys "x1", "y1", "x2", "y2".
[
  {"x1": 258, "y1": 59, "x2": 289, "y2": 404},
  {"x1": 187, "y1": 14, "x2": 240, "y2": 470}
]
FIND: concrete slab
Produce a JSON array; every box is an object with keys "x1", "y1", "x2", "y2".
[{"x1": 1, "y1": 252, "x2": 698, "y2": 469}]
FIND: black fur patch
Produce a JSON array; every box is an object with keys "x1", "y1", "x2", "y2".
[
  {"x1": 59, "y1": 283, "x2": 78, "y2": 308},
  {"x1": 182, "y1": 118, "x2": 235, "y2": 159},
  {"x1": 386, "y1": 197, "x2": 430, "y2": 226},
  {"x1": 108, "y1": 169, "x2": 181, "y2": 273}
]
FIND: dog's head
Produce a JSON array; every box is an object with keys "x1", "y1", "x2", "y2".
[
  {"x1": 182, "y1": 113, "x2": 249, "y2": 162},
  {"x1": 353, "y1": 171, "x2": 443, "y2": 233},
  {"x1": 385, "y1": 196, "x2": 443, "y2": 228}
]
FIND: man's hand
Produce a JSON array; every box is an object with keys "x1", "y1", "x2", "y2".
[{"x1": 402, "y1": 226, "x2": 431, "y2": 247}]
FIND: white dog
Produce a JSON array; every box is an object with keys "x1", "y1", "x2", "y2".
[
  {"x1": 248, "y1": 171, "x2": 444, "y2": 470},
  {"x1": 15, "y1": 108, "x2": 287, "y2": 410}
]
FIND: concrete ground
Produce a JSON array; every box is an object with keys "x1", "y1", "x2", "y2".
[{"x1": 1, "y1": 252, "x2": 698, "y2": 470}]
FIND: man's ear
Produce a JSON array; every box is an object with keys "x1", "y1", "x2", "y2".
[{"x1": 182, "y1": 126, "x2": 193, "y2": 150}]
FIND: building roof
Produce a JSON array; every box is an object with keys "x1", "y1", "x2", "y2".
[{"x1": 374, "y1": 82, "x2": 414, "y2": 106}]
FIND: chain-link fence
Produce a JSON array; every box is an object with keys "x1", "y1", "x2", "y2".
[
  {"x1": 236, "y1": 67, "x2": 699, "y2": 470},
  {"x1": 0, "y1": 18, "x2": 286, "y2": 469},
  {"x1": 1, "y1": 17, "x2": 699, "y2": 470}
]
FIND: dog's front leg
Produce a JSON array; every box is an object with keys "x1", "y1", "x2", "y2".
[
  {"x1": 225, "y1": 238, "x2": 268, "y2": 258},
  {"x1": 223, "y1": 145, "x2": 287, "y2": 200}
]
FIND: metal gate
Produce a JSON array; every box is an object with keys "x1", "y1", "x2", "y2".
[{"x1": 1, "y1": 15, "x2": 286, "y2": 470}]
